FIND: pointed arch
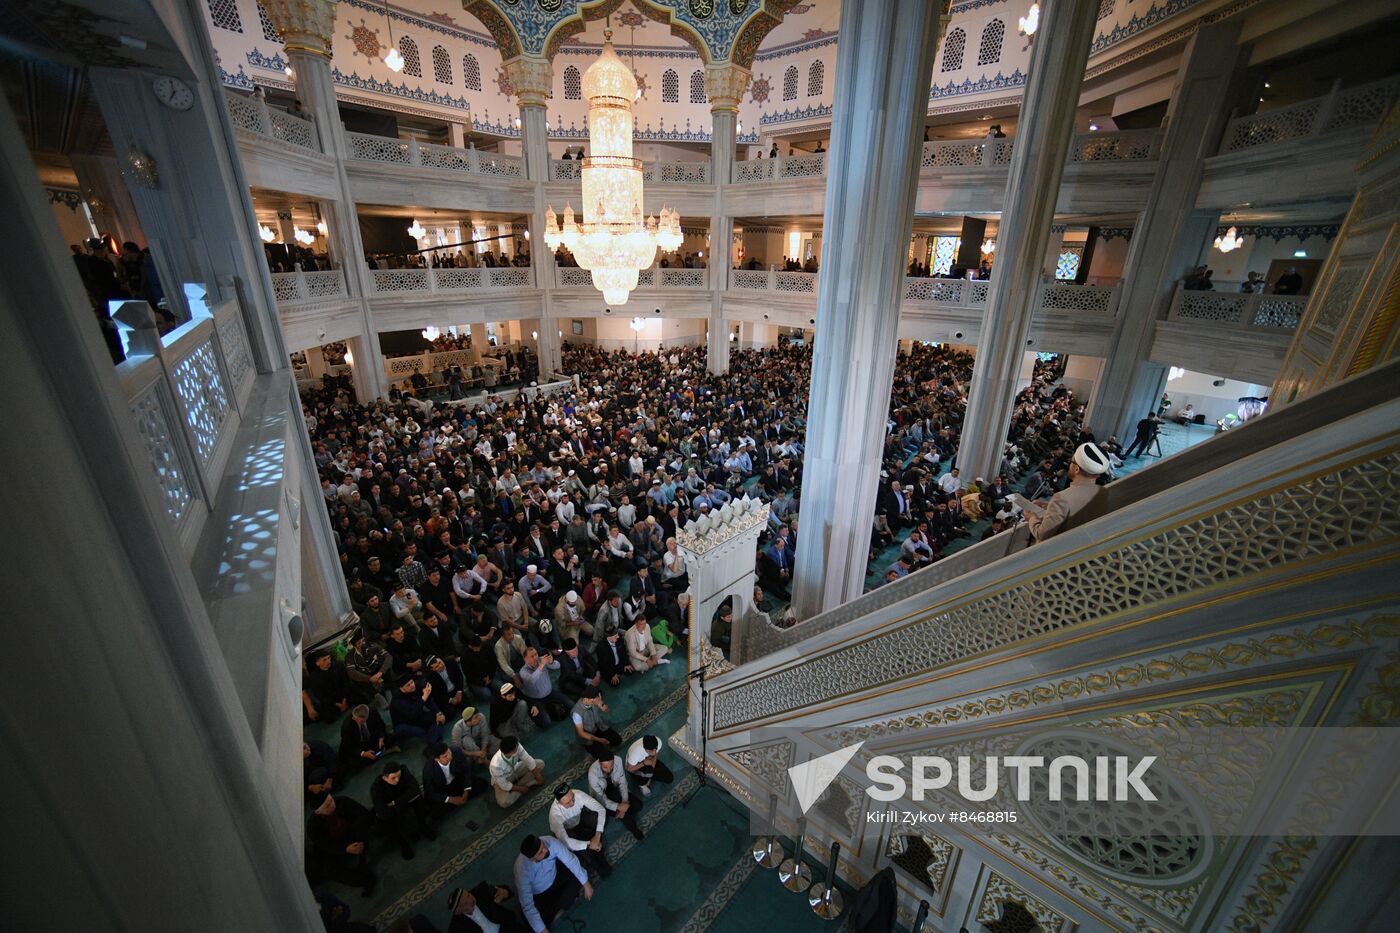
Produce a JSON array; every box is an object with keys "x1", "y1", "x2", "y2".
[
  {"x1": 432, "y1": 45, "x2": 452, "y2": 84},
  {"x1": 563, "y1": 65, "x2": 582, "y2": 100},
  {"x1": 399, "y1": 37, "x2": 422, "y2": 77},
  {"x1": 463, "y1": 54, "x2": 482, "y2": 91},
  {"x1": 662, "y1": 69, "x2": 679, "y2": 103},
  {"x1": 977, "y1": 19, "x2": 1005, "y2": 67},
  {"x1": 941, "y1": 27, "x2": 966, "y2": 72},
  {"x1": 690, "y1": 70, "x2": 706, "y2": 104},
  {"x1": 807, "y1": 60, "x2": 823, "y2": 97},
  {"x1": 783, "y1": 65, "x2": 798, "y2": 101}
]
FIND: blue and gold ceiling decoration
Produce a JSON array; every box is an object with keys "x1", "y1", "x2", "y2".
[{"x1": 462, "y1": 0, "x2": 800, "y2": 65}]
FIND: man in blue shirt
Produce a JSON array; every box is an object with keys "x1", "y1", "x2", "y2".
[{"x1": 514, "y1": 834, "x2": 592, "y2": 932}]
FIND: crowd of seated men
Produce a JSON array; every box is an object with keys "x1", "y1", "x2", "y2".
[{"x1": 297, "y1": 341, "x2": 1110, "y2": 926}]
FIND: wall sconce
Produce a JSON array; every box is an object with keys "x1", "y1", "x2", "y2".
[{"x1": 126, "y1": 144, "x2": 159, "y2": 188}]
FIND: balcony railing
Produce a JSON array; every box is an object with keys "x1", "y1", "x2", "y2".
[
  {"x1": 270, "y1": 269, "x2": 348, "y2": 304},
  {"x1": 730, "y1": 273, "x2": 1115, "y2": 316},
  {"x1": 223, "y1": 89, "x2": 318, "y2": 151},
  {"x1": 1068, "y1": 127, "x2": 1162, "y2": 162},
  {"x1": 368, "y1": 266, "x2": 534, "y2": 295},
  {"x1": 730, "y1": 151, "x2": 828, "y2": 183},
  {"x1": 115, "y1": 292, "x2": 257, "y2": 546},
  {"x1": 555, "y1": 266, "x2": 709, "y2": 289},
  {"x1": 1166, "y1": 283, "x2": 1308, "y2": 332},
  {"x1": 549, "y1": 158, "x2": 711, "y2": 183},
  {"x1": 346, "y1": 132, "x2": 524, "y2": 178},
  {"x1": 1219, "y1": 76, "x2": 1400, "y2": 154}
]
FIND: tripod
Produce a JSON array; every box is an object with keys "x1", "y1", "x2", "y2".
[
  {"x1": 687, "y1": 665, "x2": 710, "y2": 789},
  {"x1": 1143, "y1": 425, "x2": 1164, "y2": 459}
]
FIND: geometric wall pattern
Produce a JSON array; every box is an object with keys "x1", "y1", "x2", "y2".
[{"x1": 712, "y1": 448, "x2": 1400, "y2": 729}]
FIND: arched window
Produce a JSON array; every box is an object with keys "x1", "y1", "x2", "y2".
[
  {"x1": 662, "y1": 69, "x2": 679, "y2": 102},
  {"x1": 977, "y1": 19, "x2": 1005, "y2": 66},
  {"x1": 783, "y1": 65, "x2": 798, "y2": 101},
  {"x1": 463, "y1": 54, "x2": 482, "y2": 91},
  {"x1": 256, "y1": 2, "x2": 280, "y2": 42},
  {"x1": 432, "y1": 45, "x2": 452, "y2": 84},
  {"x1": 807, "y1": 60, "x2": 824, "y2": 97},
  {"x1": 208, "y1": 0, "x2": 243, "y2": 33},
  {"x1": 941, "y1": 27, "x2": 965, "y2": 72},
  {"x1": 564, "y1": 65, "x2": 582, "y2": 100},
  {"x1": 690, "y1": 70, "x2": 706, "y2": 103},
  {"x1": 399, "y1": 37, "x2": 422, "y2": 77}
]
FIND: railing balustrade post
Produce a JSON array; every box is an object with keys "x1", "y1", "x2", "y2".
[
  {"x1": 983, "y1": 139, "x2": 997, "y2": 167},
  {"x1": 467, "y1": 143, "x2": 480, "y2": 173},
  {"x1": 768, "y1": 267, "x2": 776, "y2": 290},
  {"x1": 407, "y1": 135, "x2": 421, "y2": 166},
  {"x1": 253, "y1": 87, "x2": 273, "y2": 136},
  {"x1": 1311, "y1": 77, "x2": 1344, "y2": 136},
  {"x1": 295, "y1": 267, "x2": 308, "y2": 301}
]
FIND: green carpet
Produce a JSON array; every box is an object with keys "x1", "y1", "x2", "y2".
[{"x1": 303, "y1": 657, "x2": 691, "y2": 928}]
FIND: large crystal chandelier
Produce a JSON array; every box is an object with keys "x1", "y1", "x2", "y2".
[{"x1": 543, "y1": 31, "x2": 681, "y2": 305}]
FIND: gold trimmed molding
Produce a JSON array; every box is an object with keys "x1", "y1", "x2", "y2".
[
  {"x1": 502, "y1": 55, "x2": 552, "y2": 109},
  {"x1": 260, "y1": 0, "x2": 337, "y2": 57}
]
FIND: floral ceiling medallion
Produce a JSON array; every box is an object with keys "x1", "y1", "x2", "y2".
[{"x1": 343, "y1": 19, "x2": 383, "y2": 62}]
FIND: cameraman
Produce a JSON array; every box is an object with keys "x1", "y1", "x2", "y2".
[{"x1": 1122, "y1": 411, "x2": 1162, "y2": 459}]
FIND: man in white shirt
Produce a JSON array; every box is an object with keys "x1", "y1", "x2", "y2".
[
  {"x1": 624, "y1": 735, "x2": 674, "y2": 797},
  {"x1": 555, "y1": 493, "x2": 576, "y2": 525},
  {"x1": 625, "y1": 615, "x2": 670, "y2": 670},
  {"x1": 938, "y1": 467, "x2": 964, "y2": 496},
  {"x1": 547, "y1": 784, "x2": 612, "y2": 877},
  {"x1": 518, "y1": 564, "x2": 553, "y2": 614},
  {"x1": 489, "y1": 736, "x2": 546, "y2": 808}
]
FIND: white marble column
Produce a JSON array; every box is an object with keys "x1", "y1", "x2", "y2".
[
  {"x1": 0, "y1": 86, "x2": 322, "y2": 932},
  {"x1": 506, "y1": 55, "x2": 563, "y2": 377},
  {"x1": 705, "y1": 63, "x2": 749, "y2": 374},
  {"x1": 953, "y1": 0, "x2": 1102, "y2": 481},
  {"x1": 264, "y1": 0, "x2": 389, "y2": 401},
  {"x1": 789, "y1": 0, "x2": 942, "y2": 619},
  {"x1": 68, "y1": 153, "x2": 146, "y2": 245},
  {"x1": 1088, "y1": 22, "x2": 1247, "y2": 438}
]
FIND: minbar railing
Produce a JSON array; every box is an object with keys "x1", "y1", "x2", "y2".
[
  {"x1": 1166, "y1": 283, "x2": 1308, "y2": 332},
  {"x1": 1218, "y1": 76, "x2": 1400, "y2": 154}
]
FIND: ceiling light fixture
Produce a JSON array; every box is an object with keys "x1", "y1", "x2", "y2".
[
  {"x1": 382, "y1": 0, "x2": 404, "y2": 72},
  {"x1": 293, "y1": 228, "x2": 314, "y2": 246},
  {"x1": 1213, "y1": 226, "x2": 1243, "y2": 253},
  {"x1": 1018, "y1": 2, "x2": 1040, "y2": 36},
  {"x1": 407, "y1": 218, "x2": 427, "y2": 239},
  {"x1": 259, "y1": 225, "x2": 276, "y2": 242},
  {"x1": 543, "y1": 29, "x2": 679, "y2": 305}
]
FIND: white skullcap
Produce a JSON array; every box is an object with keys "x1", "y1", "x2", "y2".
[
  {"x1": 1073, "y1": 442, "x2": 1109, "y2": 476},
  {"x1": 565, "y1": 591, "x2": 579, "y2": 604},
  {"x1": 526, "y1": 564, "x2": 538, "y2": 573}
]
